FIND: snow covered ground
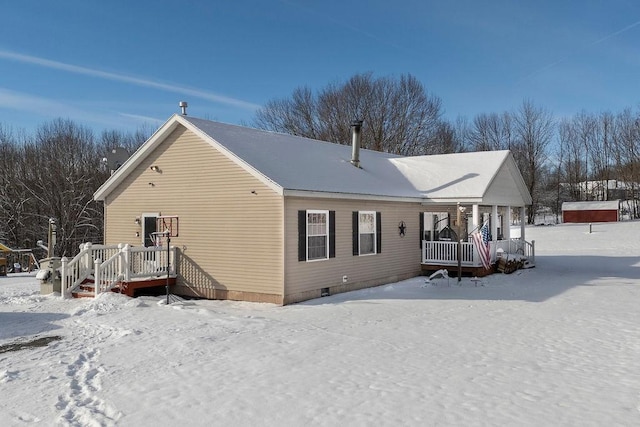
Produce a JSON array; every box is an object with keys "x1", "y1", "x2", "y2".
[{"x1": 1, "y1": 221, "x2": 640, "y2": 426}]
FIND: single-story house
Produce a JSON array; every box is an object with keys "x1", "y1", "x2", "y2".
[
  {"x1": 562, "y1": 200, "x2": 620, "y2": 223},
  {"x1": 90, "y1": 114, "x2": 533, "y2": 304}
]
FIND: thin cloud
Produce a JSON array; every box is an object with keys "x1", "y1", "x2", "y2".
[
  {"x1": 279, "y1": 0, "x2": 409, "y2": 53},
  {"x1": 117, "y1": 112, "x2": 164, "y2": 124},
  {"x1": 0, "y1": 87, "x2": 152, "y2": 128},
  {"x1": 517, "y1": 18, "x2": 640, "y2": 84},
  {"x1": 0, "y1": 50, "x2": 261, "y2": 111},
  {"x1": 0, "y1": 87, "x2": 90, "y2": 119}
]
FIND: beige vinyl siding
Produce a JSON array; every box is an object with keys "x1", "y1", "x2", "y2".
[
  {"x1": 104, "y1": 125, "x2": 284, "y2": 300},
  {"x1": 284, "y1": 197, "x2": 423, "y2": 303}
]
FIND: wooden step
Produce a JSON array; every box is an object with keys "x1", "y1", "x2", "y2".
[
  {"x1": 71, "y1": 290, "x2": 95, "y2": 298},
  {"x1": 71, "y1": 277, "x2": 176, "y2": 298}
]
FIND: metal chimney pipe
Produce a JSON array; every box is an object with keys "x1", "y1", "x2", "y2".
[
  {"x1": 179, "y1": 101, "x2": 188, "y2": 116},
  {"x1": 350, "y1": 120, "x2": 363, "y2": 168}
]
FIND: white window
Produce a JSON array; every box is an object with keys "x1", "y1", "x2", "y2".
[
  {"x1": 307, "y1": 210, "x2": 328, "y2": 261},
  {"x1": 359, "y1": 211, "x2": 376, "y2": 255}
]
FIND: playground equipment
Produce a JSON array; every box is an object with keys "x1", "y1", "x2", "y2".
[{"x1": 0, "y1": 242, "x2": 39, "y2": 276}]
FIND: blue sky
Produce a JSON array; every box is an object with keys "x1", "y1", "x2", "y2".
[{"x1": 2, "y1": 1, "x2": 640, "y2": 134}]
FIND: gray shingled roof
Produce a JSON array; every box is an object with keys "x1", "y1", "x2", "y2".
[
  {"x1": 183, "y1": 116, "x2": 417, "y2": 198},
  {"x1": 95, "y1": 115, "x2": 531, "y2": 205}
]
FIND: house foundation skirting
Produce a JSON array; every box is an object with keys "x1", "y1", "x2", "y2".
[
  {"x1": 172, "y1": 284, "x2": 284, "y2": 305},
  {"x1": 283, "y1": 271, "x2": 420, "y2": 305}
]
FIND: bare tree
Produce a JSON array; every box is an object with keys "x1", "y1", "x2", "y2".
[
  {"x1": 589, "y1": 112, "x2": 614, "y2": 200},
  {"x1": 512, "y1": 100, "x2": 554, "y2": 223},
  {"x1": 254, "y1": 72, "x2": 446, "y2": 155},
  {"x1": 612, "y1": 108, "x2": 640, "y2": 218},
  {"x1": 15, "y1": 119, "x2": 105, "y2": 256},
  {"x1": 0, "y1": 125, "x2": 28, "y2": 247}
]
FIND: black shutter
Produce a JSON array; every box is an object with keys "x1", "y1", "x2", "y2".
[
  {"x1": 419, "y1": 212, "x2": 424, "y2": 248},
  {"x1": 376, "y1": 212, "x2": 382, "y2": 254},
  {"x1": 329, "y1": 211, "x2": 336, "y2": 258},
  {"x1": 352, "y1": 211, "x2": 359, "y2": 256},
  {"x1": 298, "y1": 210, "x2": 306, "y2": 261}
]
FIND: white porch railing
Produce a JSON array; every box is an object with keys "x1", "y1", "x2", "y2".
[
  {"x1": 61, "y1": 243, "x2": 119, "y2": 296},
  {"x1": 422, "y1": 240, "x2": 477, "y2": 266},
  {"x1": 61, "y1": 243, "x2": 177, "y2": 298},
  {"x1": 493, "y1": 238, "x2": 535, "y2": 264},
  {"x1": 422, "y1": 238, "x2": 535, "y2": 267}
]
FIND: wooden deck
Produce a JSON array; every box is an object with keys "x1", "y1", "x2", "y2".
[
  {"x1": 114, "y1": 277, "x2": 177, "y2": 297},
  {"x1": 72, "y1": 277, "x2": 177, "y2": 298}
]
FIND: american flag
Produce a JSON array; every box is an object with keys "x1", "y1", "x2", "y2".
[{"x1": 472, "y1": 222, "x2": 491, "y2": 270}]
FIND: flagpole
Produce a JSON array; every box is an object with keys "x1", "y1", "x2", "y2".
[{"x1": 457, "y1": 203, "x2": 466, "y2": 282}]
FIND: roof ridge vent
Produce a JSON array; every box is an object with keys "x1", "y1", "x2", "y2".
[{"x1": 179, "y1": 101, "x2": 188, "y2": 116}]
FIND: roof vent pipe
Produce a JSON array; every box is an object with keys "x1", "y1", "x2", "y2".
[
  {"x1": 179, "y1": 101, "x2": 188, "y2": 116},
  {"x1": 350, "y1": 120, "x2": 363, "y2": 168}
]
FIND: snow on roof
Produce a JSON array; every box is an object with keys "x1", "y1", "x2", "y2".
[
  {"x1": 391, "y1": 151, "x2": 510, "y2": 200},
  {"x1": 94, "y1": 115, "x2": 530, "y2": 204},
  {"x1": 184, "y1": 117, "x2": 518, "y2": 202},
  {"x1": 562, "y1": 200, "x2": 620, "y2": 211},
  {"x1": 183, "y1": 117, "x2": 414, "y2": 198}
]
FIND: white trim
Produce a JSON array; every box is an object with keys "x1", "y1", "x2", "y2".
[
  {"x1": 177, "y1": 116, "x2": 283, "y2": 195},
  {"x1": 93, "y1": 116, "x2": 532, "y2": 208},
  {"x1": 520, "y1": 206, "x2": 526, "y2": 241},
  {"x1": 421, "y1": 197, "x2": 484, "y2": 204},
  {"x1": 94, "y1": 115, "x2": 284, "y2": 202},
  {"x1": 504, "y1": 206, "x2": 512, "y2": 240},
  {"x1": 284, "y1": 189, "x2": 423, "y2": 203},
  {"x1": 141, "y1": 212, "x2": 160, "y2": 247},
  {"x1": 491, "y1": 205, "x2": 498, "y2": 243},
  {"x1": 357, "y1": 211, "x2": 377, "y2": 256},
  {"x1": 306, "y1": 210, "x2": 329, "y2": 262},
  {"x1": 482, "y1": 153, "x2": 532, "y2": 205},
  {"x1": 94, "y1": 116, "x2": 180, "y2": 201}
]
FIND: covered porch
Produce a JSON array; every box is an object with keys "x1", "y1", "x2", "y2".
[
  {"x1": 420, "y1": 204, "x2": 535, "y2": 276},
  {"x1": 409, "y1": 150, "x2": 534, "y2": 276}
]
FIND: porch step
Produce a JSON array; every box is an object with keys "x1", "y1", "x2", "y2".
[
  {"x1": 70, "y1": 277, "x2": 177, "y2": 298},
  {"x1": 71, "y1": 290, "x2": 96, "y2": 298},
  {"x1": 71, "y1": 281, "x2": 98, "y2": 298}
]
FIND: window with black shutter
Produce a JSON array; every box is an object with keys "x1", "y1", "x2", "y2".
[
  {"x1": 298, "y1": 210, "x2": 335, "y2": 261},
  {"x1": 353, "y1": 211, "x2": 381, "y2": 255}
]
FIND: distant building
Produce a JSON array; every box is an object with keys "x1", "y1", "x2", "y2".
[
  {"x1": 562, "y1": 200, "x2": 620, "y2": 223},
  {"x1": 563, "y1": 179, "x2": 636, "y2": 202}
]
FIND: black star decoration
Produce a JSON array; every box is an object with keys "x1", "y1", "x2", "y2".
[{"x1": 398, "y1": 221, "x2": 406, "y2": 237}]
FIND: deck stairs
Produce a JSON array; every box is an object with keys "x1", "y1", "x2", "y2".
[{"x1": 61, "y1": 243, "x2": 177, "y2": 298}]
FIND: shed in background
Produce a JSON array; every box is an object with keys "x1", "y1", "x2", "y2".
[{"x1": 562, "y1": 200, "x2": 620, "y2": 223}]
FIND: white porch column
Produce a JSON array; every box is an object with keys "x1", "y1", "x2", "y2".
[
  {"x1": 472, "y1": 204, "x2": 479, "y2": 233},
  {"x1": 491, "y1": 205, "x2": 498, "y2": 242},
  {"x1": 520, "y1": 206, "x2": 526, "y2": 240},
  {"x1": 504, "y1": 206, "x2": 511, "y2": 240}
]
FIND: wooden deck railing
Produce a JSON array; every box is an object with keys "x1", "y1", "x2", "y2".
[
  {"x1": 422, "y1": 241, "x2": 477, "y2": 266},
  {"x1": 422, "y1": 238, "x2": 535, "y2": 267},
  {"x1": 61, "y1": 243, "x2": 176, "y2": 298}
]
